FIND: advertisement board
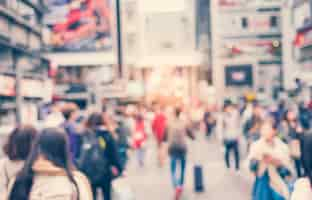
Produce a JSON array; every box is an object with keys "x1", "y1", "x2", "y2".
[
  {"x1": 44, "y1": 0, "x2": 114, "y2": 52},
  {"x1": 225, "y1": 65, "x2": 254, "y2": 87}
]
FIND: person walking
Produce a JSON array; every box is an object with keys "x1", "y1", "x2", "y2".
[
  {"x1": 79, "y1": 113, "x2": 122, "y2": 200},
  {"x1": 291, "y1": 133, "x2": 312, "y2": 200},
  {"x1": 115, "y1": 109, "x2": 131, "y2": 170},
  {"x1": 280, "y1": 110, "x2": 304, "y2": 177},
  {"x1": 243, "y1": 104, "x2": 263, "y2": 144},
  {"x1": 167, "y1": 108, "x2": 193, "y2": 200},
  {"x1": 8, "y1": 128, "x2": 92, "y2": 200},
  {"x1": 62, "y1": 108, "x2": 82, "y2": 163},
  {"x1": 152, "y1": 105, "x2": 167, "y2": 167},
  {"x1": 0, "y1": 126, "x2": 37, "y2": 200},
  {"x1": 247, "y1": 120, "x2": 293, "y2": 200},
  {"x1": 132, "y1": 114, "x2": 147, "y2": 167},
  {"x1": 203, "y1": 107, "x2": 216, "y2": 138},
  {"x1": 218, "y1": 100, "x2": 241, "y2": 171}
]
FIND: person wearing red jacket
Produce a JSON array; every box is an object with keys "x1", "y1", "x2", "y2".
[
  {"x1": 152, "y1": 106, "x2": 167, "y2": 167},
  {"x1": 132, "y1": 114, "x2": 147, "y2": 167}
]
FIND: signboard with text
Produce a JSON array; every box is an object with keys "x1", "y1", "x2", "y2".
[{"x1": 225, "y1": 65, "x2": 254, "y2": 87}]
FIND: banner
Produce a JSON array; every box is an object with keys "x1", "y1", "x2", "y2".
[
  {"x1": 225, "y1": 65, "x2": 254, "y2": 87},
  {"x1": 44, "y1": 0, "x2": 113, "y2": 52}
]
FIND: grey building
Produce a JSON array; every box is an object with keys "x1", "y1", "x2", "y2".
[{"x1": 0, "y1": 0, "x2": 49, "y2": 126}]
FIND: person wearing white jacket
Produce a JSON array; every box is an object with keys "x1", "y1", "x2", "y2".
[
  {"x1": 217, "y1": 100, "x2": 242, "y2": 171},
  {"x1": 291, "y1": 134, "x2": 312, "y2": 200}
]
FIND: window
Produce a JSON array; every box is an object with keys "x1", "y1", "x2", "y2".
[
  {"x1": 241, "y1": 17, "x2": 248, "y2": 29},
  {"x1": 270, "y1": 16, "x2": 278, "y2": 28}
]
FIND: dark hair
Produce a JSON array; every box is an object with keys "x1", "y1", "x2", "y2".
[
  {"x1": 175, "y1": 108, "x2": 182, "y2": 118},
  {"x1": 301, "y1": 133, "x2": 312, "y2": 184},
  {"x1": 3, "y1": 126, "x2": 37, "y2": 161},
  {"x1": 9, "y1": 128, "x2": 79, "y2": 200},
  {"x1": 63, "y1": 109, "x2": 75, "y2": 121},
  {"x1": 86, "y1": 112, "x2": 104, "y2": 130}
]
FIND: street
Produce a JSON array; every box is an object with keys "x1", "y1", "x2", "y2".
[{"x1": 124, "y1": 135, "x2": 253, "y2": 200}]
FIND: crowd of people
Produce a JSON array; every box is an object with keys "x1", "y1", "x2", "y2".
[
  {"x1": 217, "y1": 98, "x2": 312, "y2": 200},
  {"x1": 0, "y1": 97, "x2": 311, "y2": 200}
]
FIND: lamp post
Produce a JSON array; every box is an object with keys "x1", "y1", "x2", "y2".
[
  {"x1": 116, "y1": 0, "x2": 123, "y2": 78},
  {"x1": 14, "y1": 51, "x2": 22, "y2": 125}
]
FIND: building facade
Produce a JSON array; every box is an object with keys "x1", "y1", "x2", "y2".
[
  {"x1": 211, "y1": 0, "x2": 284, "y2": 103},
  {"x1": 43, "y1": 0, "x2": 125, "y2": 105},
  {"x1": 282, "y1": 0, "x2": 312, "y2": 99},
  {"x1": 123, "y1": 0, "x2": 203, "y2": 104},
  {"x1": 0, "y1": 0, "x2": 49, "y2": 127}
]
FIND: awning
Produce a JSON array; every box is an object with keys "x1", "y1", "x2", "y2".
[{"x1": 135, "y1": 52, "x2": 203, "y2": 67}]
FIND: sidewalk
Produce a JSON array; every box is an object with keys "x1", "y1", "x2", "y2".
[{"x1": 122, "y1": 136, "x2": 252, "y2": 200}]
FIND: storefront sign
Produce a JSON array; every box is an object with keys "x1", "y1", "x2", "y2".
[{"x1": 225, "y1": 65, "x2": 254, "y2": 87}]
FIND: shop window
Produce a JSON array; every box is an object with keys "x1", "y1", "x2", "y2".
[
  {"x1": 270, "y1": 16, "x2": 278, "y2": 28},
  {"x1": 241, "y1": 17, "x2": 248, "y2": 29}
]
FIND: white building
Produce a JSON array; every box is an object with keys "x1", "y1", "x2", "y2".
[
  {"x1": 123, "y1": 0, "x2": 204, "y2": 104},
  {"x1": 211, "y1": 0, "x2": 284, "y2": 103}
]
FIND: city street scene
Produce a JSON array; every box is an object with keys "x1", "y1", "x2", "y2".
[{"x1": 0, "y1": 0, "x2": 312, "y2": 200}]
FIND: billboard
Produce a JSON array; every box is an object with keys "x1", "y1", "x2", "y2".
[
  {"x1": 225, "y1": 65, "x2": 254, "y2": 87},
  {"x1": 44, "y1": 0, "x2": 114, "y2": 52}
]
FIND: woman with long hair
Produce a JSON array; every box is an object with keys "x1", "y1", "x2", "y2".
[
  {"x1": 247, "y1": 120, "x2": 293, "y2": 200},
  {"x1": 291, "y1": 133, "x2": 312, "y2": 199},
  {"x1": 0, "y1": 126, "x2": 37, "y2": 199},
  {"x1": 8, "y1": 128, "x2": 92, "y2": 200}
]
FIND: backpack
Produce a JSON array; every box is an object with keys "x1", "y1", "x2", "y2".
[{"x1": 77, "y1": 132, "x2": 110, "y2": 185}]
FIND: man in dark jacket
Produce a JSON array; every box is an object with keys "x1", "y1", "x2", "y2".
[{"x1": 82, "y1": 113, "x2": 122, "y2": 200}]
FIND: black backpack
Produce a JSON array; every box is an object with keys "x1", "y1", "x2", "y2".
[{"x1": 78, "y1": 132, "x2": 110, "y2": 185}]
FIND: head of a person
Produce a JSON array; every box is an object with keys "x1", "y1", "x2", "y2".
[
  {"x1": 86, "y1": 112, "x2": 104, "y2": 130},
  {"x1": 253, "y1": 104, "x2": 262, "y2": 117},
  {"x1": 301, "y1": 133, "x2": 312, "y2": 184},
  {"x1": 284, "y1": 110, "x2": 297, "y2": 122},
  {"x1": 3, "y1": 125, "x2": 37, "y2": 161},
  {"x1": 31, "y1": 128, "x2": 73, "y2": 169},
  {"x1": 223, "y1": 100, "x2": 234, "y2": 112},
  {"x1": 260, "y1": 120, "x2": 277, "y2": 143},
  {"x1": 62, "y1": 109, "x2": 76, "y2": 122},
  {"x1": 9, "y1": 128, "x2": 78, "y2": 200},
  {"x1": 136, "y1": 114, "x2": 144, "y2": 122},
  {"x1": 174, "y1": 107, "x2": 182, "y2": 119}
]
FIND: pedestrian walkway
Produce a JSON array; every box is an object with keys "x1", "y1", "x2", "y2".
[{"x1": 123, "y1": 136, "x2": 252, "y2": 200}]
